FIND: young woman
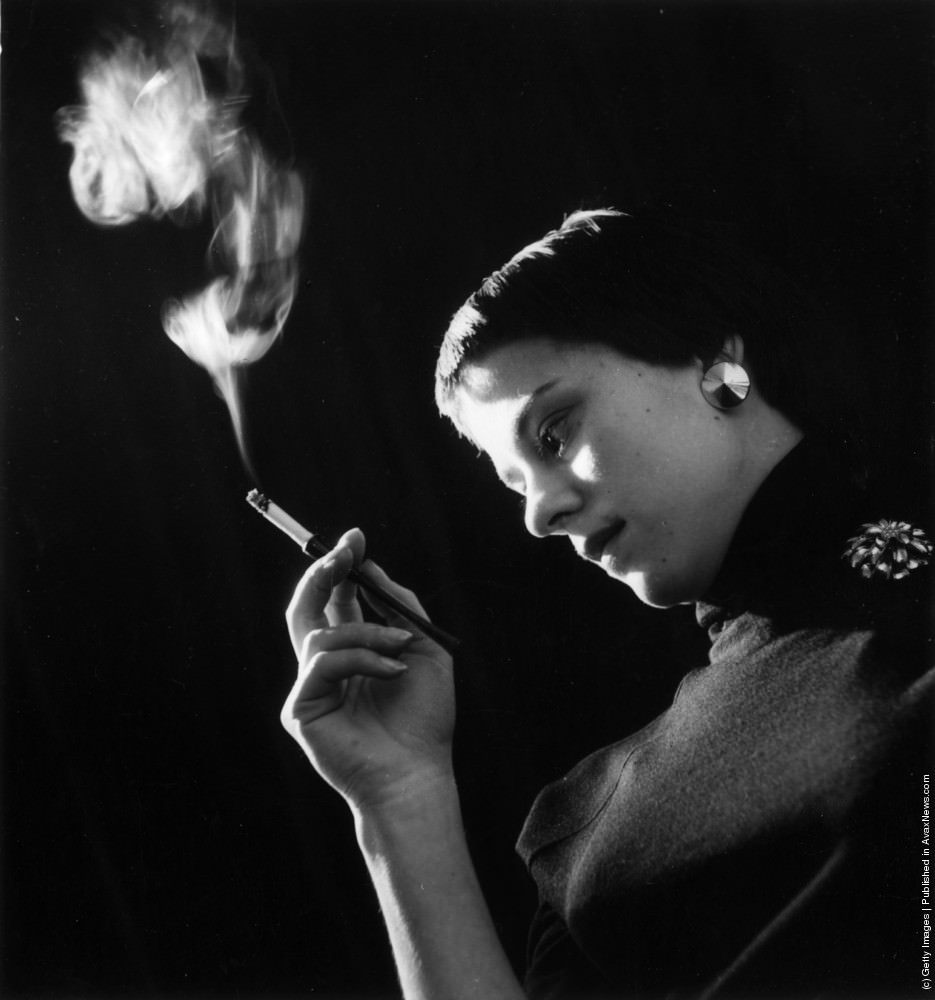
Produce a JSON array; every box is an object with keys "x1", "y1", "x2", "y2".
[{"x1": 280, "y1": 211, "x2": 933, "y2": 999}]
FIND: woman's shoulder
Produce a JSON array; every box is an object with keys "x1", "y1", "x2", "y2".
[{"x1": 515, "y1": 715, "x2": 666, "y2": 867}]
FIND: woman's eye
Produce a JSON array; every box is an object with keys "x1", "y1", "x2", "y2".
[{"x1": 537, "y1": 413, "x2": 570, "y2": 458}]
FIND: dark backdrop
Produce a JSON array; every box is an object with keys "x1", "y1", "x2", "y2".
[{"x1": 3, "y1": 1, "x2": 932, "y2": 996}]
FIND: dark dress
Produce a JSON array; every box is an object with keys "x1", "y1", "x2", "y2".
[{"x1": 517, "y1": 440, "x2": 934, "y2": 999}]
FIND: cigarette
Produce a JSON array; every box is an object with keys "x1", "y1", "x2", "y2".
[{"x1": 246, "y1": 490, "x2": 460, "y2": 652}]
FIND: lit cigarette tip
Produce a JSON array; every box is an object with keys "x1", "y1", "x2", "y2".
[
  {"x1": 246, "y1": 488, "x2": 270, "y2": 513},
  {"x1": 245, "y1": 490, "x2": 314, "y2": 549}
]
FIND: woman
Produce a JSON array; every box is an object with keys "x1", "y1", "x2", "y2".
[{"x1": 281, "y1": 211, "x2": 933, "y2": 999}]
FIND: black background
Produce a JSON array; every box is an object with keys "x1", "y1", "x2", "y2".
[{"x1": 3, "y1": 0, "x2": 933, "y2": 996}]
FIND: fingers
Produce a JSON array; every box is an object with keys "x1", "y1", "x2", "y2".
[
  {"x1": 328, "y1": 528, "x2": 366, "y2": 619},
  {"x1": 297, "y1": 622, "x2": 414, "y2": 663},
  {"x1": 295, "y1": 646, "x2": 408, "y2": 702},
  {"x1": 336, "y1": 527, "x2": 366, "y2": 565},
  {"x1": 285, "y1": 528, "x2": 367, "y2": 658},
  {"x1": 286, "y1": 551, "x2": 349, "y2": 658},
  {"x1": 282, "y1": 623, "x2": 413, "y2": 729},
  {"x1": 281, "y1": 653, "x2": 406, "y2": 733},
  {"x1": 285, "y1": 528, "x2": 437, "y2": 661}
]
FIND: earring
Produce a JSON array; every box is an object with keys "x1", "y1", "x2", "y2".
[{"x1": 701, "y1": 361, "x2": 750, "y2": 409}]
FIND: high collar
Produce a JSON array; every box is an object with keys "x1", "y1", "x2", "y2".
[{"x1": 697, "y1": 437, "x2": 870, "y2": 629}]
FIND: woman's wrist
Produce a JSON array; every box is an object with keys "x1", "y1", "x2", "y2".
[
  {"x1": 351, "y1": 763, "x2": 524, "y2": 1000},
  {"x1": 352, "y1": 764, "x2": 460, "y2": 855}
]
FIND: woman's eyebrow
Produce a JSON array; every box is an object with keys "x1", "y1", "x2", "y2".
[{"x1": 512, "y1": 378, "x2": 561, "y2": 443}]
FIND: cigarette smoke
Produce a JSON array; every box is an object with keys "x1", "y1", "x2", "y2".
[{"x1": 56, "y1": 2, "x2": 305, "y2": 468}]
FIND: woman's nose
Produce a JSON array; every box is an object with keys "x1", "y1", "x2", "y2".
[{"x1": 523, "y1": 472, "x2": 583, "y2": 538}]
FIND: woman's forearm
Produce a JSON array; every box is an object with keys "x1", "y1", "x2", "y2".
[
  {"x1": 353, "y1": 772, "x2": 526, "y2": 1000},
  {"x1": 280, "y1": 537, "x2": 509, "y2": 994}
]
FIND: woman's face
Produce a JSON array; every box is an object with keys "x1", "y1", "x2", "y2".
[{"x1": 453, "y1": 339, "x2": 759, "y2": 607}]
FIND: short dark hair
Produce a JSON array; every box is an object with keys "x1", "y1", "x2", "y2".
[{"x1": 435, "y1": 209, "x2": 834, "y2": 442}]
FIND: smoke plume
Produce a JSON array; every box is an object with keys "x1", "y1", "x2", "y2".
[{"x1": 57, "y1": 2, "x2": 306, "y2": 466}]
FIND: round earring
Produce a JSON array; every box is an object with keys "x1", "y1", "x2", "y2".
[{"x1": 701, "y1": 361, "x2": 750, "y2": 409}]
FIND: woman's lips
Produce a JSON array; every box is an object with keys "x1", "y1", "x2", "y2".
[{"x1": 583, "y1": 521, "x2": 627, "y2": 562}]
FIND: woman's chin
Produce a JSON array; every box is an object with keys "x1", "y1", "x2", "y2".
[{"x1": 616, "y1": 566, "x2": 705, "y2": 609}]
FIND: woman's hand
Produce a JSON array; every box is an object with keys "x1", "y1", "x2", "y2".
[
  {"x1": 282, "y1": 528, "x2": 455, "y2": 813},
  {"x1": 283, "y1": 531, "x2": 523, "y2": 1000}
]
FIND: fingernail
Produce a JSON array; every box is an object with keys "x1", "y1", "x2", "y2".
[
  {"x1": 378, "y1": 657, "x2": 408, "y2": 673},
  {"x1": 383, "y1": 627, "x2": 414, "y2": 643}
]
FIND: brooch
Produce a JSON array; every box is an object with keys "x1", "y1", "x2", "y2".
[{"x1": 843, "y1": 519, "x2": 933, "y2": 580}]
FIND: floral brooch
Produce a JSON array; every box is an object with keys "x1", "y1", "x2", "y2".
[{"x1": 843, "y1": 519, "x2": 933, "y2": 580}]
